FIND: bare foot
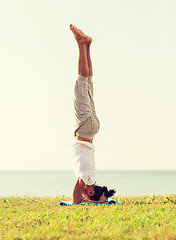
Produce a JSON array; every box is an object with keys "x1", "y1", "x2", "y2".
[{"x1": 70, "y1": 24, "x2": 92, "y2": 45}]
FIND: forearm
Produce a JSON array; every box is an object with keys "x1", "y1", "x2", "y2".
[{"x1": 72, "y1": 177, "x2": 85, "y2": 204}]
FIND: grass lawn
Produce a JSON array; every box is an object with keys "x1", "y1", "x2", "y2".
[{"x1": 0, "y1": 195, "x2": 176, "y2": 240}]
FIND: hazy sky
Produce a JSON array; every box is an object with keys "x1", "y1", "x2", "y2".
[{"x1": 0, "y1": 0, "x2": 176, "y2": 170}]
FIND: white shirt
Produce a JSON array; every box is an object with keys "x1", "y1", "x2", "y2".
[{"x1": 71, "y1": 140, "x2": 96, "y2": 185}]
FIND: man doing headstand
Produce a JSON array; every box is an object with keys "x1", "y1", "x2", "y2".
[{"x1": 70, "y1": 24, "x2": 115, "y2": 204}]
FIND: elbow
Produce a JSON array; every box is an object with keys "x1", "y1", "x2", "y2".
[{"x1": 78, "y1": 177, "x2": 85, "y2": 188}]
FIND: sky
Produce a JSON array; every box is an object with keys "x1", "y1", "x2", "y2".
[{"x1": 0, "y1": 0, "x2": 176, "y2": 171}]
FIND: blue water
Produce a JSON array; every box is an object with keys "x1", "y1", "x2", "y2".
[{"x1": 0, "y1": 170, "x2": 175, "y2": 197}]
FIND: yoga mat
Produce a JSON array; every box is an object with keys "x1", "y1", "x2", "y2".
[{"x1": 60, "y1": 198, "x2": 121, "y2": 206}]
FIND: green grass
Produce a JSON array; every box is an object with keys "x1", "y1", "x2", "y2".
[{"x1": 0, "y1": 195, "x2": 176, "y2": 240}]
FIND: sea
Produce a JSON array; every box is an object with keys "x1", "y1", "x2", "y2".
[{"x1": 0, "y1": 170, "x2": 176, "y2": 198}]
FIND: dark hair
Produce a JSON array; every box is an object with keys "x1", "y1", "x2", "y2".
[{"x1": 89, "y1": 185, "x2": 116, "y2": 201}]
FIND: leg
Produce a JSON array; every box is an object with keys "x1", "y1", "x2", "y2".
[
  {"x1": 78, "y1": 41, "x2": 89, "y2": 77},
  {"x1": 70, "y1": 24, "x2": 92, "y2": 77},
  {"x1": 70, "y1": 24, "x2": 92, "y2": 135},
  {"x1": 70, "y1": 24, "x2": 100, "y2": 138},
  {"x1": 87, "y1": 42, "x2": 93, "y2": 77}
]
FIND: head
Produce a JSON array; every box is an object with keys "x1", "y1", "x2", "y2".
[
  {"x1": 82, "y1": 184, "x2": 95, "y2": 201},
  {"x1": 82, "y1": 184, "x2": 116, "y2": 202}
]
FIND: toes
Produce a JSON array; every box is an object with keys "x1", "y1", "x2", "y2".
[{"x1": 70, "y1": 24, "x2": 77, "y2": 32}]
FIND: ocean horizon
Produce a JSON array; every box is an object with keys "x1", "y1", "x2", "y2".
[{"x1": 0, "y1": 170, "x2": 175, "y2": 198}]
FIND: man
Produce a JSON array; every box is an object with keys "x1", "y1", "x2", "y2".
[{"x1": 70, "y1": 24, "x2": 115, "y2": 204}]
